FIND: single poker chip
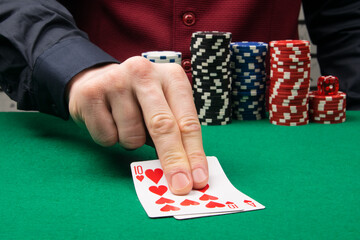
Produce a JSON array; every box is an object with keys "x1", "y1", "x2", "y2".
[
  {"x1": 271, "y1": 60, "x2": 310, "y2": 66},
  {"x1": 268, "y1": 97, "x2": 308, "y2": 105},
  {"x1": 270, "y1": 104, "x2": 308, "y2": 113},
  {"x1": 270, "y1": 117, "x2": 309, "y2": 123},
  {"x1": 272, "y1": 63, "x2": 311, "y2": 70},
  {"x1": 310, "y1": 118, "x2": 346, "y2": 124},
  {"x1": 199, "y1": 117, "x2": 232, "y2": 125},
  {"x1": 270, "y1": 53, "x2": 311, "y2": 59},
  {"x1": 271, "y1": 56, "x2": 311, "y2": 62},
  {"x1": 142, "y1": 51, "x2": 182, "y2": 58},
  {"x1": 271, "y1": 67, "x2": 310, "y2": 73},
  {"x1": 270, "y1": 49, "x2": 309, "y2": 55},
  {"x1": 269, "y1": 40, "x2": 310, "y2": 47},
  {"x1": 309, "y1": 102, "x2": 346, "y2": 109},
  {"x1": 270, "y1": 110, "x2": 308, "y2": 118},
  {"x1": 271, "y1": 46, "x2": 310, "y2": 52},
  {"x1": 192, "y1": 31, "x2": 232, "y2": 39},
  {"x1": 309, "y1": 91, "x2": 346, "y2": 101},
  {"x1": 270, "y1": 119, "x2": 309, "y2": 126},
  {"x1": 309, "y1": 109, "x2": 346, "y2": 115},
  {"x1": 270, "y1": 82, "x2": 310, "y2": 89},
  {"x1": 271, "y1": 71, "x2": 310, "y2": 78}
]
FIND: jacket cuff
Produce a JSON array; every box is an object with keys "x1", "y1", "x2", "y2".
[{"x1": 32, "y1": 37, "x2": 120, "y2": 119}]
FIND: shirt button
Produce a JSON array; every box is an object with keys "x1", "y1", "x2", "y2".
[
  {"x1": 182, "y1": 12, "x2": 196, "y2": 26},
  {"x1": 182, "y1": 59, "x2": 192, "y2": 73}
]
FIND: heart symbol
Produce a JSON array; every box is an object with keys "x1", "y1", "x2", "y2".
[
  {"x1": 198, "y1": 184, "x2": 209, "y2": 193},
  {"x1": 244, "y1": 200, "x2": 256, "y2": 207},
  {"x1": 180, "y1": 199, "x2": 200, "y2": 206},
  {"x1": 149, "y1": 185, "x2": 168, "y2": 196},
  {"x1": 160, "y1": 204, "x2": 180, "y2": 212},
  {"x1": 145, "y1": 168, "x2": 163, "y2": 184},
  {"x1": 205, "y1": 201, "x2": 225, "y2": 208},
  {"x1": 156, "y1": 197, "x2": 175, "y2": 204},
  {"x1": 199, "y1": 194, "x2": 218, "y2": 201},
  {"x1": 136, "y1": 175, "x2": 144, "y2": 182}
]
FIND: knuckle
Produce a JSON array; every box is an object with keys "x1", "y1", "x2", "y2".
[
  {"x1": 149, "y1": 113, "x2": 178, "y2": 136},
  {"x1": 160, "y1": 151, "x2": 187, "y2": 172},
  {"x1": 178, "y1": 115, "x2": 201, "y2": 135},
  {"x1": 94, "y1": 132, "x2": 118, "y2": 147},
  {"x1": 120, "y1": 135, "x2": 146, "y2": 150},
  {"x1": 123, "y1": 56, "x2": 153, "y2": 79}
]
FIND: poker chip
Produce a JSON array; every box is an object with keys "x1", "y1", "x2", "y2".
[
  {"x1": 308, "y1": 90, "x2": 346, "y2": 124},
  {"x1": 191, "y1": 31, "x2": 232, "y2": 125},
  {"x1": 230, "y1": 41, "x2": 268, "y2": 120},
  {"x1": 268, "y1": 40, "x2": 311, "y2": 126},
  {"x1": 141, "y1": 51, "x2": 182, "y2": 64}
]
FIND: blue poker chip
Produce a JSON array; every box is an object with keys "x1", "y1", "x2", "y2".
[
  {"x1": 230, "y1": 41, "x2": 268, "y2": 50},
  {"x1": 232, "y1": 89, "x2": 266, "y2": 96}
]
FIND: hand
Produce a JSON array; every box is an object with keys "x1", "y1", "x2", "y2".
[{"x1": 67, "y1": 56, "x2": 208, "y2": 195}]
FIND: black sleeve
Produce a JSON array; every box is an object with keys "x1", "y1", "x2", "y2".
[
  {"x1": 0, "y1": 0, "x2": 119, "y2": 119},
  {"x1": 302, "y1": 0, "x2": 360, "y2": 110}
]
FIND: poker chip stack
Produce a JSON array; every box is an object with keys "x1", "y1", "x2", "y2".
[
  {"x1": 309, "y1": 91, "x2": 346, "y2": 124},
  {"x1": 142, "y1": 51, "x2": 182, "y2": 64},
  {"x1": 268, "y1": 40, "x2": 311, "y2": 126},
  {"x1": 190, "y1": 31, "x2": 232, "y2": 125},
  {"x1": 230, "y1": 42, "x2": 268, "y2": 120}
]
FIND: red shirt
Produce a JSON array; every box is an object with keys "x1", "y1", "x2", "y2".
[{"x1": 66, "y1": 0, "x2": 302, "y2": 78}]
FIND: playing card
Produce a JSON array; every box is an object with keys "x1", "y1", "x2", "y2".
[{"x1": 130, "y1": 156, "x2": 264, "y2": 219}]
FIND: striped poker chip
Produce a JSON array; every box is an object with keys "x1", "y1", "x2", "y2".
[
  {"x1": 270, "y1": 119, "x2": 309, "y2": 126},
  {"x1": 191, "y1": 31, "x2": 232, "y2": 125},
  {"x1": 269, "y1": 40, "x2": 310, "y2": 48},
  {"x1": 308, "y1": 89, "x2": 346, "y2": 124},
  {"x1": 230, "y1": 41, "x2": 268, "y2": 120},
  {"x1": 142, "y1": 51, "x2": 182, "y2": 64},
  {"x1": 267, "y1": 39, "x2": 311, "y2": 126}
]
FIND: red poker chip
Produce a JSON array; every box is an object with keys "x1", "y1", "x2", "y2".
[
  {"x1": 270, "y1": 118, "x2": 309, "y2": 126},
  {"x1": 310, "y1": 112, "x2": 346, "y2": 119},
  {"x1": 270, "y1": 110, "x2": 308, "y2": 117},
  {"x1": 270, "y1": 83, "x2": 310, "y2": 90},
  {"x1": 271, "y1": 74, "x2": 310, "y2": 79},
  {"x1": 308, "y1": 91, "x2": 346, "y2": 100},
  {"x1": 309, "y1": 98, "x2": 346, "y2": 104},
  {"x1": 270, "y1": 66, "x2": 310, "y2": 73},
  {"x1": 309, "y1": 105, "x2": 346, "y2": 112},
  {"x1": 310, "y1": 113, "x2": 346, "y2": 121},
  {"x1": 270, "y1": 86, "x2": 309, "y2": 93},
  {"x1": 309, "y1": 108, "x2": 346, "y2": 115},
  {"x1": 270, "y1": 82, "x2": 310, "y2": 89},
  {"x1": 270, "y1": 40, "x2": 310, "y2": 47},
  {"x1": 270, "y1": 60, "x2": 310, "y2": 66},
  {"x1": 271, "y1": 57, "x2": 311, "y2": 63},
  {"x1": 272, "y1": 63, "x2": 311, "y2": 70},
  {"x1": 270, "y1": 53, "x2": 311, "y2": 59},
  {"x1": 271, "y1": 78, "x2": 310, "y2": 86},
  {"x1": 270, "y1": 49, "x2": 309, "y2": 55},
  {"x1": 269, "y1": 91, "x2": 309, "y2": 98},
  {"x1": 270, "y1": 71, "x2": 310, "y2": 77},
  {"x1": 269, "y1": 45, "x2": 310, "y2": 51},
  {"x1": 270, "y1": 104, "x2": 308, "y2": 112},
  {"x1": 269, "y1": 98, "x2": 308, "y2": 105},
  {"x1": 270, "y1": 116, "x2": 309, "y2": 122},
  {"x1": 269, "y1": 92, "x2": 308, "y2": 99},
  {"x1": 310, "y1": 116, "x2": 346, "y2": 124}
]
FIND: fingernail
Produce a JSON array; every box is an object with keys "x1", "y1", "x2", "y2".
[
  {"x1": 192, "y1": 168, "x2": 207, "y2": 183},
  {"x1": 171, "y1": 173, "x2": 190, "y2": 191}
]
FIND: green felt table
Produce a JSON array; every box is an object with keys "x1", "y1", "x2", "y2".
[{"x1": 0, "y1": 112, "x2": 359, "y2": 239}]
